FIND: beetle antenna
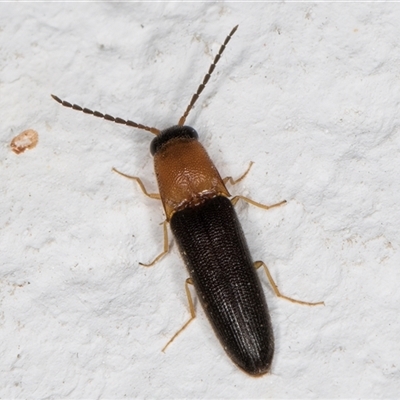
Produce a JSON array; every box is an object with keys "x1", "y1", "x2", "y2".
[
  {"x1": 178, "y1": 25, "x2": 238, "y2": 126},
  {"x1": 51, "y1": 94, "x2": 161, "y2": 135}
]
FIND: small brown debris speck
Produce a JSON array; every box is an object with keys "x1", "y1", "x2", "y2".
[{"x1": 10, "y1": 129, "x2": 39, "y2": 154}]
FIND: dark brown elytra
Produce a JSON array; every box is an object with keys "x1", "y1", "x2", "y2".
[{"x1": 52, "y1": 25, "x2": 323, "y2": 376}]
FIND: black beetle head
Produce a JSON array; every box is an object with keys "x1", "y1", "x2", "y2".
[{"x1": 150, "y1": 125, "x2": 199, "y2": 155}]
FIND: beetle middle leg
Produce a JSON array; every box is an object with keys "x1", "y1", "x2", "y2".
[
  {"x1": 113, "y1": 167, "x2": 168, "y2": 266},
  {"x1": 139, "y1": 220, "x2": 170, "y2": 267},
  {"x1": 254, "y1": 261, "x2": 325, "y2": 306},
  {"x1": 162, "y1": 278, "x2": 196, "y2": 352},
  {"x1": 231, "y1": 195, "x2": 287, "y2": 210}
]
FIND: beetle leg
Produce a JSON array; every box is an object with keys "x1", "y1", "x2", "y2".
[
  {"x1": 112, "y1": 167, "x2": 161, "y2": 200},
  {"x1": 254, "y1": 261, "x2": 325, "y2": 306},
  {"x1": 223, "y1": 161, "x2": 254, "y2": 185},
  {"x1": 227, "y1": 163, "x2": 286, "y2": 209},
  {"x1": 113, "y1": 167, "x2": 165, "y2": 266},
  {"x1": 162, "y1": 278, "x2": 196, "y2": 352},
  {"x1": 139, "y1": 220, "x2": 169, "y2": 267},
  {"x1": 231, "y1": 195, "x2": 286, "y2": 210}
]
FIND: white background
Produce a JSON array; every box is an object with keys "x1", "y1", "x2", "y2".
[{"x1": 1, "y1": 3, "x2": 400, "y2": 398}]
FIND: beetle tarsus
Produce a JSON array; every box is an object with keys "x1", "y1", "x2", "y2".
[
  {"x1": 223, "y1": 161, "x2": 254, "y2": 186},
  {"x1": 139, "y1": 221, "x2": 169, "y2": 267},
  {"x1": 162, "y1": 278, "x2": 196, "y2": 352},
  {"x1": 254, "y1": 261, "x2": 325, "y2": 306},
  {"x1": 231, "y1": 196, "x2": 287, "y2": 209}
]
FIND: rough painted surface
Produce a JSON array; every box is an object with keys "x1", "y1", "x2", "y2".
[{"x1": 1, "y1": 3, "x2": 400, "y2": 398}]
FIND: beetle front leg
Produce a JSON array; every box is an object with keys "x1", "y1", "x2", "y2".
[
  {"x1": 254, "y1": 261, "x2": 324, "y2": 306},
  {"x1": 162, "y1": 278, "x2": 196, "y2": 352},
  {"x1": 224, "y1": 162, "x2": 286, "y2": 210},
  {"x1": 112, "y1": 167, "x2": 160, "y2": 200},
  {"x1": 223, "y1": 161, "x2": 254, "y2": 186}
]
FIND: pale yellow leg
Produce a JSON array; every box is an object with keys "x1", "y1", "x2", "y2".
[
  {"x1": 162, "y1": 278, "x2": 196, "y2": 352},
  {"x1": 223, "y1": 162, "x2": 287, "y2": 209},
  {"x1": 113, "y1": 168, "x2": 167, "y2": 266},
  {"x1": 254, "y1": 261, "x2": 325, "y2": 306},
  {"x1": 112, "y1": 167, "x2": 160, "y2": 200},
  {"x1": 231, "y1": 196, "x2": 287, "y2": 210},
  {"x1": 223, "y1": 161, "x2": 254, "y2": 186},
  {"x1": 139, "y1": 220, "x2": 169, "y2": 267}
]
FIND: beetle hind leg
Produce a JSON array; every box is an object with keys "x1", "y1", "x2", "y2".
[
  {"x1": 255, "y1": 261, "x2": 325, "y2": 306},
  {"x1": 162, "y1": 278, "x2": 196, "y2": 352}
]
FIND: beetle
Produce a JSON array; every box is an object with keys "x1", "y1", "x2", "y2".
[{"x1": 52, "y1": 25, "x2": 323, "y2": 376}]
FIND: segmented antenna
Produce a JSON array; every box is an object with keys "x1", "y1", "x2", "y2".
[
  {"x1": 178, "y1": 25, "x2": 238, "y2": 126},
  {"x1": 51, "y1": 94, "x2": 161, "y2": 136}
]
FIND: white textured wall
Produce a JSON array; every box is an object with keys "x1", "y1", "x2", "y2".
[{"x1": 1, "y1": 3, "x2": 400, "y2": 398}]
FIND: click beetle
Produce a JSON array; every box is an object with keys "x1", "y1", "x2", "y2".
[{"x1": 52, "y1": 25, "x2": 323, "y2": 376}]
